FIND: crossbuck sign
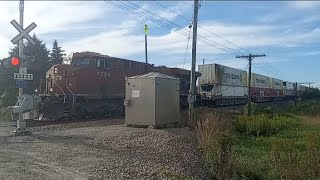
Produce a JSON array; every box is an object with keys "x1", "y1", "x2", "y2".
[{"x1": 10, "y1": 19, "x2": 37, "y2": 45}]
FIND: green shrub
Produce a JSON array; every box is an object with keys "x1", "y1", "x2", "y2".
[{"x1": 234, "y1": 115, "x2": 300, "y2": 137}]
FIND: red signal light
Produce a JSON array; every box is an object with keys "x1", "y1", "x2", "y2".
[{"x1": 11, "y1": 57, "x2": 20, "y2": 66}]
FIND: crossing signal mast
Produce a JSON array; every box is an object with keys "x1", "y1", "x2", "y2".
[{"x1": 7, "y1": 0, "x2": 36, "y2": 134}]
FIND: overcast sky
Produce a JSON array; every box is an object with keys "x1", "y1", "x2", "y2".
[{"x1": 0, "y1": 1, "x2": 319, "y2": 86}]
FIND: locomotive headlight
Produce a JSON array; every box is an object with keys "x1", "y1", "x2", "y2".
[
  {"x1": 35, "y1": 89, "x2": 38, "y2": 93},
  {"x1": 49, "y1": 88, "x2": 53, "y2": 92},
  {"x1": 54, "y1": 67, "x2": 58, "y2": 74}
]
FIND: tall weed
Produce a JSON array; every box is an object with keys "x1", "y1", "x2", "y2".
[{"x1": 195, "y1": 112, "x2": 235, "y2": 179}]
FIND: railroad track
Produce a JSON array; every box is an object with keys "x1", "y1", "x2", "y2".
[
  {"x1": 0, "y1": 122, "x2": 16, "y2": 127},
  {"x1": 1, "y1": 99, "x2": 295, "y2": 128}
]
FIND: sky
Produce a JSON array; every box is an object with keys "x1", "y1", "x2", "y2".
[{"x1": 0, "y1": 1, "x2": 319, "y2": 87}]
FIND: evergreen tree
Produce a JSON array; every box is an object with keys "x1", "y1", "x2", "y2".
[{"x1": 49, "y1": 40, "x2": 65, "y2": 66}]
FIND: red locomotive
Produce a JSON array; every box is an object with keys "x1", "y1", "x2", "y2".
[{"x1": 36, "y1": 51, "x2": 196, "y2": 120}]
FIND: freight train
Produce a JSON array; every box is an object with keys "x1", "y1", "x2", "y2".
[
  {"x1": 197, "y1": 63, "x2": 305, "y2": 106},
  {"x1": 34, "y1": 51, "x2": 306, "y2": 120},
  {"x1": 35, "y1": 51, "x2": 199, "y2": 120}
]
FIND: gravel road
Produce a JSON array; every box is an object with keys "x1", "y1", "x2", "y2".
[{"x1": 0, "y1": 119, "x2": 210, "y2": 180}]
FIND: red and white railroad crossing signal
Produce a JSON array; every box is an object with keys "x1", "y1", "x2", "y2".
[
  {"x1": 0, "y1": 56, "x2": 21, "y2": 69},
  {"x1": 11, "y1": 56, "x2": 21, "y2": 66}
]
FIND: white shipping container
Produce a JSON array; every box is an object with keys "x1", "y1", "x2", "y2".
[
  {"x1": 270, "y1": 78, "x2": 283, "y2": 90},
  {"x1": 284, "y1": 81, "x2": 295, "y2": 90},
  {"x1": 201, "y1": 85, "x2": 248, "y2": 98},
  {"x1": 298, "y1": 85, "x2": 306, "y2": 92},
  {"x1": 251, "y1": 73, "x2": 271, "y2": 88},
  {"x1": 198, "y1": 64, "x2": 247, "y2": 86}
]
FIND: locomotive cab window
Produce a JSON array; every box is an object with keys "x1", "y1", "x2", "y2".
[
  {"x1": 73, "y1": 58, "x2": 91, "y2": 65},
  {"x1": 97, "y1": 59, "x2": 104, "y2": 68},
  {"x1": 104, "y1": 60, "x2": 111, "y2": 69},
  {"x1": 97, "y1": 59, "x2": 111, "y2": 69}
]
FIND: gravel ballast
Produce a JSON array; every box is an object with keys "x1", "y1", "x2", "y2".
[{"x1": 0, "y1": 119, "x2": 210, "y2": 180}]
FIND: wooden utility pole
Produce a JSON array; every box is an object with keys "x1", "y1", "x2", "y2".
[
  {"x1": 188, "y1": 0, "x2": 199, "y2": 126},
  {"x1": 295, "y1": 82, "x2": 298, "y2": 107},
  {"x1": 236, "y1": 54, "x2": 266, "y2": 116}
]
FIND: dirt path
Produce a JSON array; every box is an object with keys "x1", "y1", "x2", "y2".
[{"x1": 0, "y1": 119, "x2": 210, "y2": 180}]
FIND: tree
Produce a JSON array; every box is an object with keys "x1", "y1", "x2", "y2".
[
  {"x1": 9, "y1": 34, "x2": 50, "y2": 71},
  {"x1": 49, "y1": 40, "x2": 65, "y2": 66}
]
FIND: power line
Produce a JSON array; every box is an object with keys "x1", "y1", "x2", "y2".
[
  {"x1": 118, "y1": 1, "x2": 276, "y2": 78},
  {"x1": 126, "y1": 1, "x2": 243, "y2": 55},
  {"x1": 109, "y1": 0, "x2": 287, "y2": 80},
  {"x1": 106, "y1": 1, "x2": 244, "y2": 56},
  {"x1": 152, "y1": 0, "x2": 190, "y2": 21},
  {"x1": 153, "y1": 0, "x2": 247, "y2": 53},
  {"x1": 152, "y1": 0, "x2": 287, "y2": 79}
]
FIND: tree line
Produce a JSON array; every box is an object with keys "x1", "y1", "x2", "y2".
[{"x1": 0, "y1": 34, "x2": 65, "y2": 108}]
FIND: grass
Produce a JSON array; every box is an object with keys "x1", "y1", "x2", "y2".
[
  {"x1": 0, "y1": 107, "x2": 15, "y2": 122},
  {"x1": 300, "y1": 115, "x2": 320, "y2": 127},
  {"x1": 195, "y1": 101, "x2": 320, "y2": 180}
]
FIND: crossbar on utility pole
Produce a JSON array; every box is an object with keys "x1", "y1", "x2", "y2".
[
  {"x1": 236, "y1": 54, "x2": 266, "y2": 116},
  {"x1": 188, "y1": 0, "x2": 199, "y2": 127},
  {"x1": 297, "y1": 82, "x2": 315, "y2": 88}
]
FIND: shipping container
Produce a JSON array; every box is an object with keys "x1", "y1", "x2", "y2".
[
  {"x1": 298, "y1": 85, "x2": 306, "y2": 92},
  {"x1": 283, "y1": 81, "x2": 295, "y2": 96},
  {"x1": 285, "y1": 90, "x2": 295, "y2": 96},
  {"x1": 251, "y1": 73, "x2": 271, "y2": 88},
  {"x1": 283, "y1": 81, "x2": 295, "y2": 90},
  {"x1": 251, "y1": 87, "x2": 273, "y2": 97},
  {"x1": 200, "y1": 85, "x2": 247, "y2": 98},
  {"x1": 270, "y1": 78, "x2": 283, "y2": 90},
  {"x1": 198, "y1": 64, "x2": 247, "y2": 86}
]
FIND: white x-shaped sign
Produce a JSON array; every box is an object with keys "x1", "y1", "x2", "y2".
[{"x1": 11, "y1": 19, "x2": 37, "y2": 45}]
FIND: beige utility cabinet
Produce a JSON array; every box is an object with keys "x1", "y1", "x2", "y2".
[{"x1": 124, "y1": 72, "x2": 180, "y2": 127}]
